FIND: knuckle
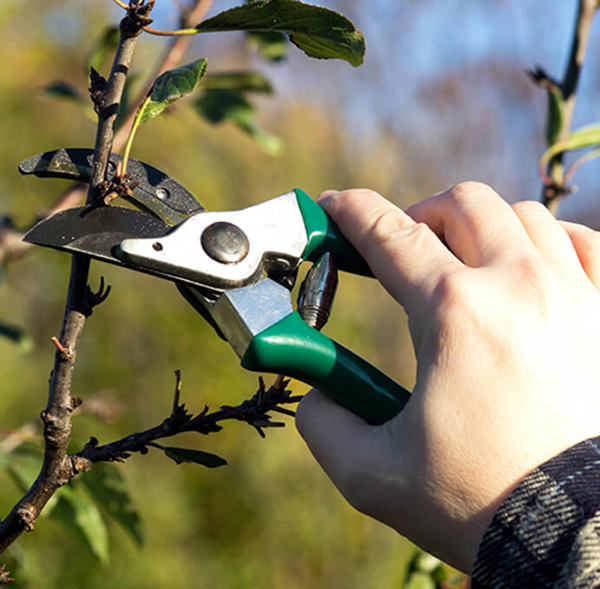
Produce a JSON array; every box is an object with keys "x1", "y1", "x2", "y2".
[
  {"x1": 447, "y1": 181, "x2": 498, "y2": 206},
  {"x1": 335, "y1": 188, "x2": 382, "y2": 208},
  {"x1": 431, "y1": 270, "x2": 469, "y2": 316},
  {"x1": 364, "y1": 209, "x2": 430, "y2": 261},
  {"x1": 512, "y1": 199, "x2": 549, "y2": 219},
  {"x1": 368, "y1": 208, "x2": 404, "y2": 244}
]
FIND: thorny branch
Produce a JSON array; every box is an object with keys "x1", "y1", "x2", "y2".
[
  {"x1": 537, "y1": 0, "x2": 600, "y2": 213},
  {"x1": 0, "y1": 1, "x2": 151, "y2": 560},
  {"x1": 71, "y1": 374, "x2": 301, "y2": 474}
]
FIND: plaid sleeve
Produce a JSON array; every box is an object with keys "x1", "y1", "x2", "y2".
[{"x1": 471, "y1": 437, "x2": 600, "y2": 588}]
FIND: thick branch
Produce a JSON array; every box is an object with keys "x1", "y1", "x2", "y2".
[
  {"x1": 542, "y1": 0, "x2": 599, "y2": 212},
  {"x1": 0, "y1": 5, "x2": 148, "y2": 557}
]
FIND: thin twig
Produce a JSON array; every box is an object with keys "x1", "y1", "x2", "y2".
[{"x1": 541, "y1": 0, "x2": 600, "y2": 213}]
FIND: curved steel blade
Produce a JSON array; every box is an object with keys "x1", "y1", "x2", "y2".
[
  {"x1": 24, "y1": 205, "x2": 170, "y2": 267},
  {"x1": 19, "y1": 148, "x2": 204, "y2": 226}
]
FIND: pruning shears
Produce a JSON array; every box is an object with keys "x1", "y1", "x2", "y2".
[{"x1": 20, "y1": 148, "x2": 411, "y2": 425}]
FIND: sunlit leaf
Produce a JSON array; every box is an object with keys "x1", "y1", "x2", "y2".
[
  {"x1": 53, "y1": 482, "x2": 109, "y2": 564},
  {"x1": 162, "y1": 446, "x2": 227, "y2": 468},
  {"x1": 81, "y1": 463, "x2": 144, "y2": 547},
  {"x1": 195, "y1": 0, "x2": 366, "y2": 67},
  {"x1": 140, "y1": 58, "x2": 208, "y2": 123},
  {"x1": 42, "y1": 82, "x2": 84, "y2": 104},
  {"x1": 246, "y1": 31, "x2": 289, "y2": 61},
  {"x1": 539, "y1": 123, "x2": 600, "y2": 172},
  {"x1": 86, "y1": 26, "x2": 120, "y2": 75}
]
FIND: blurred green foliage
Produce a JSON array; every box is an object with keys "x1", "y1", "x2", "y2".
[{"x1": 0, "y1": 0, "x2": 466, "y2": 587}]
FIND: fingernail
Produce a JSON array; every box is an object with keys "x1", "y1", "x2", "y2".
[{"x1": 317, "y1": 190, "x2": 338, "y2": 208}]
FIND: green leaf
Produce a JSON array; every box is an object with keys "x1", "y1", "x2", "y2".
[
  {"x1": 0, "y1": 322, "x2": 32, "y2": 353},
  {"x1": 81, "y1": 463, "x2": 144, "y2": 547},
  {"x1": 194, "y1": 90, "x2": 282, "y2": 155},
  {"x1": 195, "y1": 0, "x2": 366, "y2": 67},
  {"x1": 539, "y1": 123, "x2": 600, "y2": 169},
  {"x1": 4, "y1": 450, "x2": 41, "y2": 493},
  {"x1": 53, "y1": 482, "x2": 109, "y2": 564},
  {"x1": 42, "y1": 82, "x2": 84, "y2": 104},
  {"x1": 235, "y1": 117, "x2": 283, "y2": 155},
  {"x1": 162, "y1": 446, "x2": 227, "y2": 468},
  {"x1": 2, "y1": 448, "x2": 60, "y2": 517},
  {"x1": 246, "y1": 31, "x2": 289, "y2": 61},
  {"x1": 195, "y1": 89, "x2": 253, "y2": 124},
  {"x1": 203, "y1": 72, "x2": 273, "y2": 94},
  {"x1": 141, "y1": 58, "x2": 208, "y2": 124},
  {"x1": 86, "y1": 26, "x2": 120, "y2": 75}
]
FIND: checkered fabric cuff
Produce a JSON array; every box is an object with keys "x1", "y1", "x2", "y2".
[{"x1": 472, "y1": 436, "x2": 600, "y2": 588}]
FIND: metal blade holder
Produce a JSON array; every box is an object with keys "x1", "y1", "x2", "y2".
[{"x1": 297, "y1": 253, "x2": 338, "y2": 330}]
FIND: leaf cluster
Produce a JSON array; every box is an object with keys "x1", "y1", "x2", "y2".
[{"x1": 0, "y1": 448, "x2": 142, "y2": 564}]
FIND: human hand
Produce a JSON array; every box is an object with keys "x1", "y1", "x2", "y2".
[{"x1": 295, "y1": 183, "x2": 600, "y2": 572}]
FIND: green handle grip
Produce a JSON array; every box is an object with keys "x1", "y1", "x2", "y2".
[
  {"x1": 295, "y1": 189, "x2": 372, "y2": 277},
  {"x1": 241, "y1": 312, "x2": 410, "y2": 425}
]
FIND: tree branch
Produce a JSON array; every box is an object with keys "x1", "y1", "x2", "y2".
[
  {"x1": 70, "y1": 374, "x2": 301, "y2": 474},
  {"x1": 541, "y1": 0, "x2": 599, "y2": 213},
  {"x1": 0, "y1": 1, "x2": 152, "y2": 558}
]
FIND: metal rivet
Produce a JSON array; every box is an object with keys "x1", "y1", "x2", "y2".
[
  {"x1": 155, "y1": 187, "x2": 169, "y2": 201},
  {"x1": 152, "y1": 242, "x2": 163, "y2": 251},
  {"x1": 201, "y1": 222, "x2": 249, "y2": 264}
]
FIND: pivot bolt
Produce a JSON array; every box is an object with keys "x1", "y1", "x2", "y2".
[{"x1": 201, "y1": 222, "x2": 249, "y2": 264}]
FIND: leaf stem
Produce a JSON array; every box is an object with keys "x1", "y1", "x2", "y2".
[
  {"x1": 120, "y1": 94, "x2": 151, "y2": 176},
  {"x1": 143, "y1": 26, "x2": 199, "y2": 36}
]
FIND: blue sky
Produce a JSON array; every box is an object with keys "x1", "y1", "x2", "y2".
[{"x1": 104, "y1": 0, "x2": 600, "y2": 221}]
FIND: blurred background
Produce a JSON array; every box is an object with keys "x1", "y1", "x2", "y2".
[{"x1": 1, "y1": 0, "x2": 600, "y2": 586}]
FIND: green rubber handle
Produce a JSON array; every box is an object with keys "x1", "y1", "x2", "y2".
[
  {"x1": 294, "y1": 189, "x2": 372, "y2": 276},
  {"x1": 241, "y1": 312, "x2": 410, "y2": 425}
]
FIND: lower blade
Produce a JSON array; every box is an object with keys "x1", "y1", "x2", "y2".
[{"x1": 23, "y1": 206, "x2": 170, "y2": 266}]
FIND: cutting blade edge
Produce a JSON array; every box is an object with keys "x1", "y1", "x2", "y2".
[{"x1": 23, "y1": 205, "x2": 171, "y2": 266}]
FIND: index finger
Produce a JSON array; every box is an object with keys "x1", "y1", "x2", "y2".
[{"x1": 318, "y1": 189, "x2": 461, "y2": 312}]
